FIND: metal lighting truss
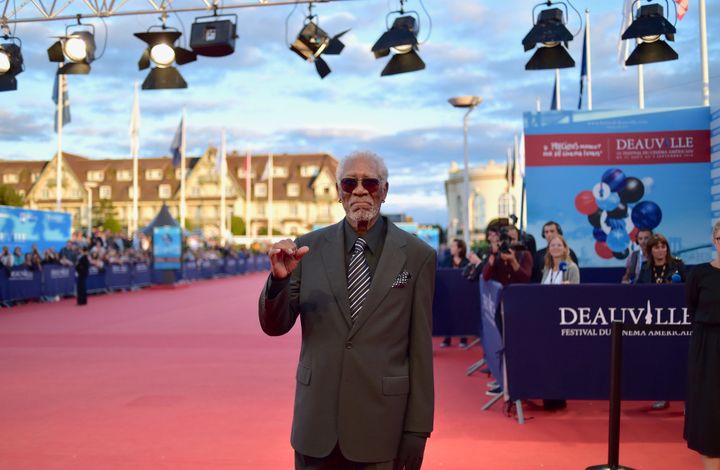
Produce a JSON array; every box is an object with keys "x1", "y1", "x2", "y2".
[{"x1": 1, "y1": 0, "x2": 342, "y2": 25}]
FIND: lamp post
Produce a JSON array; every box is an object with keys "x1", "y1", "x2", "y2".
[
  {"x1": 83, "y1": 182, "x2": 97, "y2": 237},
  {"x1": 448, "y1": 95, "x2": 482, "y2": 248}
]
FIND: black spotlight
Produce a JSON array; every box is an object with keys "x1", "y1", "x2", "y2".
[
  {"x1": 622, "y1": 3, "x2": 677, "y2": 66},
  {"x1": 371, "y1": 15, "x2": 425, "y2": 76},
  {"x1": 135, "y1": 28, "x2": 197, "y2": 90},
  {"x1": 290, "y1": 13, "x2": 348, "y2": 79},
  {"x1": 0, "y1": 36, "x2": 24, "y2": 92},
  {"x1": 522, "y1": 7, "x2": 575, "y2": 70},
  {"x1": 47, "y1": 25, "x2": 96, "y2": 75},
  {"x1": 190, "y1": 13, "x2": 238, "y2": 57}
]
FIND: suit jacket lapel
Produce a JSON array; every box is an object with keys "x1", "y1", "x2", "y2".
[
  {"x1": 348, "y1": 222, "x2": 407, "y2": 339},
  {"x1": 321, "y1": 221, "x2": 354, "y2": 328}
]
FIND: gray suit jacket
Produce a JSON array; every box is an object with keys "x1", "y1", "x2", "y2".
[{"x1": 258, "y1": 219, "x2": 436, "y2": 462}]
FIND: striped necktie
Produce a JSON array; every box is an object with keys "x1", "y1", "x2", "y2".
[{"x1": 347, "y1": 237, "x2": 371, "y2": 321}]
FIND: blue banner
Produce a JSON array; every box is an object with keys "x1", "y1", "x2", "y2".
[
  {"x1": 503, "y1": 284, "x2": 690, "y2": 401},
  {"x1": 42, "y1": 265, "x2": 75, "y2": 297},
  {"x1": 153, "y1": 226, "x2": 182, "y2": 270},
  {"x1": 431, "y1": 268, "x2": 481, "y2": 337},
  {"x1": 480, "y1": 279, "x2": 504, "y2": 390},
  {"x1": 0, "y1": 206, "x2": 72, "y2": 255},
  {"x1": 106, "y1": 264, "x2": 132, "y2": 290},
  {"x1": 132, "y1": 263, "x2": 151, "y2": 286},
  {"x1": 6, "y1": 267, "x2": 42, "y2": 301}
]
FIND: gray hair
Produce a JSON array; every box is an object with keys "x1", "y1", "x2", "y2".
[
  {"x1": 713, "y1": 220, "x2": 720, "y2": 238},
  {"x1": 336, "y1": 151, "x2": 389, "y2": 182}
]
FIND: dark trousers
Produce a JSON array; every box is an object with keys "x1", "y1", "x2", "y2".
[
  {"x1": 295, "y1": 444, "x2": 394, "y2": 470},
  {"x1": 76, "y1": 276, "x2": 87, "y2": 305}
]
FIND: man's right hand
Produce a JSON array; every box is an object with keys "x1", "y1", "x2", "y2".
[{"x1": 268, "y1": 239, "x2": 309, "y2": 280}]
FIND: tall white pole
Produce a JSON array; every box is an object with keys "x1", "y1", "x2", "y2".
[
  {"x1": 555, "y1": 69, "x2": 561, "y2": 110},
  {"x1": 86, "y1": 186, "x2": 92, "y2": 235},
  {"x1": 585, "y1": 9, "x2": 593, "y2": 111},
  {"x1": 699, "y1": 0, "x2": 710, "y2": 106},
  {"x1": 56, "y1": 73, "x2": 64, "y2": 211},
  {"x1": 245, "y1": 150, "x2": 252, "y2": 238},
  {"x1": 462, "y1": 109, "x2": 472, "y2": 249},
  {"x1": 535, "y1": 96, "x2": 541, "y2": 112},
  {"x1": 268, "y1": 152, "x2": 274, "y2": 239},
  {"x1": 635, "y1": 2, "x2": 644, "y2": 109},
  {"x1": 220, "y1": 129, "x2": 227, "y2": 246},
  {"x1": 180, "y1": 107, "x2": 187, "y2": 230},
  {"x1": 131, "y1": 81, "x2": 140, "y2": 236}
]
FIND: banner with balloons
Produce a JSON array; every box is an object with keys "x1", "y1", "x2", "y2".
[{"x1": 524, "y1": 107, "x2": 712, "y2": 267}]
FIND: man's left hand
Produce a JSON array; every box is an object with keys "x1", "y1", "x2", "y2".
[{"x1": 394, "y1": 433, "x2": 427, "y2": 470}]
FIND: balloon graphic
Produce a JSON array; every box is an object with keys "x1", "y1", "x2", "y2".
[
  {"x1": 607, "y1": 202, "x2": 628, "y2": 219},
  {"x1": 606, "y1": 227, "x2": 630, "y2": 252},
  {"x1": 593, "y1": 227, "x2": 607, "y2": 242},
  {"x1": 629, "y1": 227, "x2": 639, "y2": 243},
  {"x1": 595, "y1": 241, "x2": 614, "y2": 259},
  {"x1": 592, "y1": 182, "x2": 612, "y2": 202},
  {"x1": 588, "y1": 209, "x2": 603, "y2": 228},
  {"x1": 612, "y1": 248, "x2": 630, "y2": 260},
  {"x1": 575, "y1": 191, "x2": 598, "y2": 215},
  {"x1": 597, "y1": 192, "x2": 620, "y2": 212},
  {"x1": 619, "y1": 177, "x2": 645, "y2": 204},
  {"x1": 602, "y1": 168, "x2": 627, "y2": 192},
  {"x1": 631, "y1": 201, "x2": 662, "y2": 230},
  {"x1": 606, "y1": 217, "x2": 626, "y2": 230}
]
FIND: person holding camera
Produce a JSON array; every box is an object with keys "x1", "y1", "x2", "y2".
[{"x1": 481, "y1": 225, "x2": 532, "y2": 286}]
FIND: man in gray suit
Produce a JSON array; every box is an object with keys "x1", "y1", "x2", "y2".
[{"x1": 259, "y1": 151, "x2": 436, "y2": 470}]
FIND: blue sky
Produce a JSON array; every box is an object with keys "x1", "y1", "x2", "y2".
[{"x1": 1, "y1": 0, "x2": 718, "y2": 225}]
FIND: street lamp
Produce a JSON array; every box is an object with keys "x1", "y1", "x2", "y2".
[
  {"x1": 84, "y1": 182, "x2": 97, "y2": 237},
  {"x1": 448, "y1": 95, "x2": 482, "y2": 249}
]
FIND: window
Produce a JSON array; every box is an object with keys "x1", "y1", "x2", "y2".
[
  {"x1": 116, "y1": 170, "x2": 131, "y2": 181},
  {"x1": 257, "y1": 203, "x2": 265, "y2": 216},
  {"x1": 99, "y1": 186, "x2": 112, "y2": 199},
  {"x1": 473, "y1": 193, "x2": 486, "y2": 231},
  {"x1": 498, "y1": 193, "x2": 516, "y2": 218},
  {"x1": 2, "y1": 173, "x2": 19, "y2": 184},
  {"x1": 159, "y1": 184, "x2": 172, "y2": 199},
  {"x1": 145, "y1": 169, "x2": 163, "y2": 181},
  {"x1": 300, "y1": 165, "x2": 319, "y2": 177},
  {"x1": 237, "y1": 168, "x2": 253, "y2": 179},
  {"x1": 287, "y1": 183, "x2": 300, "y2": 197},
  {"x1": 128, "y1": 187, "x2": 140, "y2": 198},
  {"x1": 175, "y1": 169, "x2": 184, "y2": 180},
  {"x1": 31, "y1": 172, "x2": 40, "y2": 183},
  {"x1": 273, "y1": 166, "x2": 288, "y2": 178},
  {"x1": 41, "y1": 188, "x2": 51, "y2": 199},
  {"x1": 289, "y1": 203, "x2": 298, "y2": 217},
  {"x1": 456, "y1": 195, "x2": 463, "y2": 225},
  {"x1": 255, "y1": 183, "x2": 267, "y2": 198},
  {"x1": 87, "y1": 170, "x2": 104, "y2": 182},
  {"x1": 191, "y1": 186, "x2": 201, "y2": 197}
]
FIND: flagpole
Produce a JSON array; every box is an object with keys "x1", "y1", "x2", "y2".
[
  {"x1": 56, "y1": 72, "x2": 63, "y2": 211},
  {"x1": 245, "y1": 150, "x2": 252, "y2": 238},
  {"x1": 585, "y1": 9, "x2": 593, "y2": 110},
  {"x1": 634, "y1": 1, "x2": 644, "y2": 109},
  {"x1": 268, "y1": 152, "x2": 274, "y2": 239},
  {"x1": 180, "y1": 107, "x2": 187, "y2": 230},
  {"x1": 699, "y1": 0, "x2": 710, "y2": 106},
  {"x1": 131, "y1": 81, "x2": 140, "y2": 236},
  {"x1": 555, "y1": 69, "x2": 561, "y2": 110},
  {"x1": 220, "y1": 129, "x2": 227, "y2": 246}
]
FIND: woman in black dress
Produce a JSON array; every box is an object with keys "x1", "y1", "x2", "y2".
[{"x1": 684, "y1": 221, "x2": 720, "y2": 469}]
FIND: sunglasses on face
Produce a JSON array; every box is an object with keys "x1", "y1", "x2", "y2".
[{"x1": 340, "y1": 178, "x2": 381, "y2": 194}]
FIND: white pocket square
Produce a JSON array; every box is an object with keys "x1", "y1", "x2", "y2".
[{"x1": 391, "y1": 271, "x2": 412, "y2": 288}]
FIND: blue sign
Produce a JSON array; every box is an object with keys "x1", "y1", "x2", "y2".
[
  {"x1": 153, "y1": 226, "x2": 182, "y2": 270},
  {"x1": 0, "y1": 206, "x2": 72, "y2": 254}
]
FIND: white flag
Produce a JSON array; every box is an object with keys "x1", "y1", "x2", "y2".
[{"x1": 617, "y1": 0, "x2": 634, "y2": 69}]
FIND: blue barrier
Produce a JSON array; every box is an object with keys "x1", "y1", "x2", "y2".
[
  {"x1": 431, "y1": 268, "x2": 481, "y2": 337},
  {"x1": 42, "y1": 265, "x2": 75, "y2": 297},
  {"x1": 503, "y1": 284, "x2": 690, "y2": 401},
  {"x1": 480, "y1": 279, "x2": 504, "y2": 390},
  {"x1": 106, "y1": 264, "x2": 132, "y2": 290},
  {"x1": 1, "y1": 256, "x2": 268, "y2": 304}
]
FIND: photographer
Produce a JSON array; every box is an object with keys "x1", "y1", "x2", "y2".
[{"x1": 481, "y1": 225, "x2": 533, "y2": 286}]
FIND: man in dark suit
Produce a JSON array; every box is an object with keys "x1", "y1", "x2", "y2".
[
  {"x1": 259, "y1": 151, "x2": 436, "y2": 470},
  {"x1": 75, "y1": 246, "x2": 89, "y2": 306}
]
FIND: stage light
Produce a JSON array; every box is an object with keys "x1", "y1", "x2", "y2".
[
  {"x1": 290, "y1": 6, "x2": 348, "y2": 79},
  {"x1": 522, "y1": 6, "x2": 575, "y2": 70},
  {"x1": 0, "y1": 36, "x2": 24, "y2": 92},
  {"x1": 190, "y1": 13, "x2": 238, "y2": 57},
  {"x1": 135, "y1": 28, "x2": 197, "y2": 90},
  {"x1": 47, "y1": 26, "x2": 96, "y2": 75},
  {"x1": 371, "y1": 15, "x2": 425, "y2": 76},
  {"x1": 622, "y1": 3, "x2": 677, "y2": 66}
]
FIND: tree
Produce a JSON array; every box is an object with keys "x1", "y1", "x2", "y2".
[
  {"x1": 258, "y1": 226, "x2": 282, "y2": 236},
  {"x1": 0, "y1": 184, "x2": 24, "y2": 207},
  {"x1": 231, "y1": 216, "x2": 246, "y2": 235},
  {"x1": 93, "y1": 199, "x2": 122, "y2": 233}
]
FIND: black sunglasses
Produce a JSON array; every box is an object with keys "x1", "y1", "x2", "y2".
[{"x1": 340, "y1": 178, "x2": 381, "y2": 194}]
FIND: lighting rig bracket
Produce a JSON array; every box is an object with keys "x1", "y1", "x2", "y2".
[
  {"x1": 621, "y1": 0, "x2": 678, "y2": 66},
  {"x1": 522, "y1": 0, "x2": 579, "y2": 70},
  {"x1": 371, "y1": 0, "x2": 426, "y2": 76},
  {"x1": 289, "y1": 2, "x2": 348, "y2": 78},
  {"x1": 47, "y1": 16, "x2": 97, "y2": 75},
  {"x1": 0, "y1": 32, "x2": 25, "y2": 92}
]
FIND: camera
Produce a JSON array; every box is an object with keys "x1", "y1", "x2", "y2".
[{"x1": 498, "y1": 226, "x2": 526, "y2": 254}]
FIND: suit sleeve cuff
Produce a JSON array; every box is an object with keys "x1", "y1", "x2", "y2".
[{"x1": 266, "y1": 274, "x2": 290, "y2": 299}]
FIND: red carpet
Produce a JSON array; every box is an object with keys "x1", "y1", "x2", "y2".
[{"x1": 0, "y1": 274, "x2": 697, "y2": 469}]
